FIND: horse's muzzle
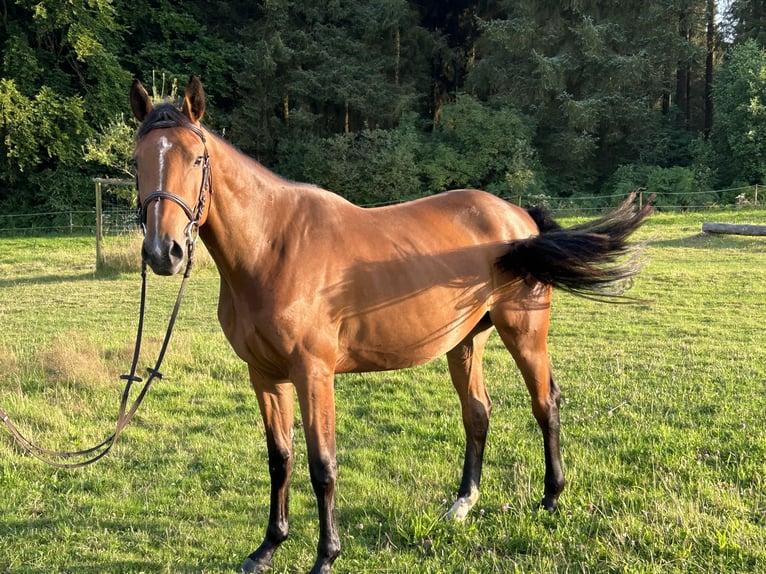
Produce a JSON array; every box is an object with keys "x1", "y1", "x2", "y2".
[{"x1": 142, "y1": 235, "x2": 186, "y2": 276}]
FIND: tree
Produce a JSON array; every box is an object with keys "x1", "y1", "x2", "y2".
[
  {"x1": 0, "y1": 0, "x2": 129, "y2": 210},
  {"x1": 0, "y1": 0, "x2": 754, "y2": 214},
  {"x1": 115, "y1": 0, "x2": 234, "y2": 112},
  {"x1": 275, "y1": 115, "x2": 424, "y2": 204},
  {"x1": 224, "y1": 0, "x2": 428, "y2": 165},
  {"x1": 729, "y1": 0, "x2": 766, "y2": 45},
  {"x1": 415, "y1": 0, "x2": 484, "y2": 123},
  {"x1": 711, "y1": 39, "x2": 766, "y2": 185},
  {"x1": 467, "y1": 0, "x2": 712, "y2": 195},
  {"x1": 421, "y1": 94, "x2": 541, "y2": 197}
]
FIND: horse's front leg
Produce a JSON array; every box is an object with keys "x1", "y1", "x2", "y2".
[
  {"x1": 241, "y1": 369, "x2": 295, "y2": 573},
  {"x1": 293, "y1": 360, "x2": 341, "y2": 574}
]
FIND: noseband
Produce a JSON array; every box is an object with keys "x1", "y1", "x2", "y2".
[{"x1": 137, "y1": 121, "x2": 213, "y2": 251}]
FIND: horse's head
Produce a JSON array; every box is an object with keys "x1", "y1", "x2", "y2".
[{"x1": 130, "y1": 76, "x2": 212, "y2": 276}]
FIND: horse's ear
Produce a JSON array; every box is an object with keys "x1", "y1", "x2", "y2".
[
  {"x1": 182, "y1": 75, "x2": 206, "y2": 124},
  {"x1": 130, "y1": 80, "x2": 152, "y2": 122}
]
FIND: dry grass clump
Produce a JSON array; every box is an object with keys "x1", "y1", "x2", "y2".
[
  {"x1": 0, "y1": 346, "x2": 18, "y2": 372},
  {"x1": 40, "y1": 334, "x2": 111, "y2": 391},
  {"x1": 99, "y1": 233, "x2": 143, "y2": 274},
  {"x1": 0, "y1": 346, "x2": 20, "y2": 392}
]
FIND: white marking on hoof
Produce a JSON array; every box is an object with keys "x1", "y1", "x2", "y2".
[{"x1": 444, "y1": 487, "x2": 480, "y2": 521}]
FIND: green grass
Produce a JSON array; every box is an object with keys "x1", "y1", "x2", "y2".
[{"x1": 1, "y1": 210, "x2": 766, "y2": 573}]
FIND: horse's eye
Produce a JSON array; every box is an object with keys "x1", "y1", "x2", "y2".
[{"x1": 193, "y1": 156, "x2": 204, "y2": 167}]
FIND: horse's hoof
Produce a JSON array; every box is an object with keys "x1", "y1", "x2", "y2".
[
  {"x1": 539, "y1": 495, "x2": 558, "y2": 513},
  {"x1": 240, "y1": 556, "x2": 272, "y2": 573},
  {"x1": 444, "y1": 488, "x2": 480, "y2": 521}
]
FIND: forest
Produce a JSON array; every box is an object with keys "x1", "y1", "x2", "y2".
[{"x1": 2, "y1": 0, "x2": 766, "y2": 214}]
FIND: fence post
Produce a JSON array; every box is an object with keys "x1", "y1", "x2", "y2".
[
  {"x1": 755, "y1": 184, "x2": 759, "y2": 206},
  {"x1": 95, "y1": 181, "x2": 103, "y2": 270},
  {"x1": 92, "y1": 177, "x2": 135, "y2": 271}
]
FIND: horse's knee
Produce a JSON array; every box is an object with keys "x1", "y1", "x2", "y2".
[{"x1": 309, "y1": 456, "x2": 337, "y2": 493}]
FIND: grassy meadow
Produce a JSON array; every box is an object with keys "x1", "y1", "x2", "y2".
[{"x1": 0, "y1": 209, "x2": 765, "y2": 573}]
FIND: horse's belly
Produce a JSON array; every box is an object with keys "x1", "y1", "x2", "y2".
[{"x1": 335, "y1": 287, "x2": 490, "y2": 373}]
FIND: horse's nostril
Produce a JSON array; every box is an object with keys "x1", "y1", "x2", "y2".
[{"x1": 169, "y1": 239, "x2": 185, "y2": 263}]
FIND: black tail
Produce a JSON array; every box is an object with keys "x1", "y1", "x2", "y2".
[{"x1": 498, "y1": 192, "x2": 654, "y2": 300}]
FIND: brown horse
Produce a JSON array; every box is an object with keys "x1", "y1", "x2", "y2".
[{"x1": 130, "y1": 76, "x2": 652, "y2": 574}]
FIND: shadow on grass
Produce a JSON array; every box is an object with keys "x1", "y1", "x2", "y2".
[
  {"x1": 0, "y1": 271, "x2": 98, "y2": 288},
  {"x1": 0, "y1": 515, "x2": 241, "y2": 573},
  {"x1": 649, "y1": 232, "x2": 766, "y2": 249},
  {"x1": 0, "y1": 265, "x2": 145, "y2": 286}
]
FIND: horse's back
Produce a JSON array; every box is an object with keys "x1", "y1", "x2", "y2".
[{"x1": 368, "y1": 189, "x2": 536, "y2": 243}]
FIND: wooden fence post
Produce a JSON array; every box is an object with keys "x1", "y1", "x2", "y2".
[
  {"x1": 93, "y1": 177, "x2": 136, "y2": 271},
  {"x1": 95, "y1": 180, "x2": 103, "y2": 270}
]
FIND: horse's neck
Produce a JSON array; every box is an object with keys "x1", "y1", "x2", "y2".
[{"x1": 199, "y1": 136, "x2": 299, "y2": 277}]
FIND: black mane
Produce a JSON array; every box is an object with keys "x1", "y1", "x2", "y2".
[{"x1": 137, "y1": 103, "x2": 196, "y2": 139}]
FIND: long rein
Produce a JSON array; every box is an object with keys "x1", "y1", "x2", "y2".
[
  {"x1": 0, "y1": 257, "x2": 194, "y2": 468},
  {"x1": 0, "y1": 121, "x2": 211, "y2": 468}
]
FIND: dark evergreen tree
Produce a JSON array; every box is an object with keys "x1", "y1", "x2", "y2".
[
  {"x1": 467, "y1": 0, "x2": 712, "y2": 195},
  {"x1": 221, "y1": 0, "x2": 435, "y2": 183},
  {"x1": 729, "y1": 0, "x2": 766, "y2": 45}
]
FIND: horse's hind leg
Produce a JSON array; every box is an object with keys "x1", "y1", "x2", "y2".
[
  {"x1": 492, "y1": 295, "x2": 565, "y2": 512},
  {"x1": 241, "y1": 368, "x2": 295, "y2": 573},
  {"x1": 444, "y1": 319, "x2": 494, "y2": 521}
]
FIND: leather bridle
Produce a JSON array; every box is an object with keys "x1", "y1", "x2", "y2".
[{"x1": 137, "y1": 121, "x2": 213, "y2": 261}]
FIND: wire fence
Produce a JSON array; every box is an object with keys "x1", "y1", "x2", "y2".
[
  {"x1": 0, "y1": 178, "x2": 137, "y2": 236},
  {"x1": 0, "y1": 209, "x2": 99, "y2": 234},
  {"x1": 0, "y1": 184, "x2": 763, "y2": 235},
  {"x1": 0, "y1": 207, "x2": 139, "y2": 235},
  {"x1": 513, "y1": 184, "x2": 762, "y2": 215}
]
